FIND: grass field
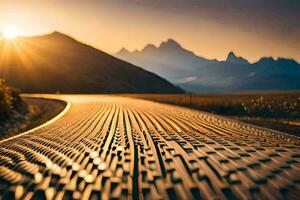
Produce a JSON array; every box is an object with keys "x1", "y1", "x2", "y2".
[{"x1": 125, "y1": 92, "x2": 300, "y2": 136}]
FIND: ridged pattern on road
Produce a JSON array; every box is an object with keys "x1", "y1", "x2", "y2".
[{"x1": 0, "y1": 95, "x2": 300, "y2": 200}]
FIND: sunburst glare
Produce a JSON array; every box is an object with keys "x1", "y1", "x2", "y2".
[{"x1": 2, "y1": 25, "x2": 19, "y2": 39}]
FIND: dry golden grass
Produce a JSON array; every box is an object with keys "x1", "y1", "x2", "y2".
[{"x1": 124, "y1": 92, "x2": 300, "y2": 136}]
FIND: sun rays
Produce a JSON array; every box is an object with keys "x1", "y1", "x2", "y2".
[{"x1": 2, "y1": 25, "x2": 19, "y2": 39}]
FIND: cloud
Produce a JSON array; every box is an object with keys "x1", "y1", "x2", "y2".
[{"x1": 176, "y1": 76, "x2": 198, "y2": 83}]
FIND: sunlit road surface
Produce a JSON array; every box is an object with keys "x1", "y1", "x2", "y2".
[{"x1": 0, "y1": 95, "x2": 300, "y2": 200}]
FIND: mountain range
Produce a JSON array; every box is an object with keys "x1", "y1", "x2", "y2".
[
  {"x1": 116, "y1": 39, "x2": 300, "y2": 92},
  {"x1": 0, "y1": 32, "x2": 183, "y2": 93}
]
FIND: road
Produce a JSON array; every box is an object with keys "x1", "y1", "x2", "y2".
[{"x1": 0, "y1": 95, "x2": 300, "y2": 199}]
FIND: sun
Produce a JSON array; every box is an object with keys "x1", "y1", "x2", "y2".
[{"x1": 2, "y1": 26, "x2": 19, "y2": 39}]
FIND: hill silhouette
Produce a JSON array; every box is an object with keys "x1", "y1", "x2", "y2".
[
  {"x1": 0, "y1": 32, "x2": 183, "y2": 93},
  {"x1": 116, "y1": 39, "x2": 300, "y2": 92}
]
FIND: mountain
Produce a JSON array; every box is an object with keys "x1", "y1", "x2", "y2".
[
  {"x1": 116, "y1": 39, "x2": 300, "y2": 93},
  {"x1": 116, "y1": 39, "x2": 216, "y2": 85},
  {"x1": 226, "y1": 51, "x2": 249, "y2": 65},
  {"x1": 0, "y1": 32, "x2": 183, "y2": 93}
]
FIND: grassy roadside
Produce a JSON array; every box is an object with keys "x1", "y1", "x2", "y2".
[
  {"x1": 0, "y1": 97, "x2": 66, "y2": 140},
  {"x1": 124, "y1": 93, "x2": 300, "y2": 137},
  {"x1": 236, "y1": 117, "x2": 300, "y2": 137}
]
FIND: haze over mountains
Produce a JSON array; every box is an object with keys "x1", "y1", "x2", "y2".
[
  {"x1": 116, "y1": 39, "x2": 300, "y2": 93},
  {"x1": 0, "y1": 32, "x2": 183, "y2": 94}
]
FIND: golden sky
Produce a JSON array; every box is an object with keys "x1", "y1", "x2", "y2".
[{"x1": 0, "y1": 0, "x2": 299, "y2": 63}]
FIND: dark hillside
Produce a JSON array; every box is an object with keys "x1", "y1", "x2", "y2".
[{"x1": 0, "y1": 32, "x2": 183, "y2": 94}]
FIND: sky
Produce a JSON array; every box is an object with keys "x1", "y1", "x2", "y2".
[{"x1": 0, "y1": 0, "x2": 299, "y2": 62}]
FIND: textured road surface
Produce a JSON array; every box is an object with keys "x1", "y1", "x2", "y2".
[{"x1": 0, "y1": 95, "x2": 300, "y2": 200}]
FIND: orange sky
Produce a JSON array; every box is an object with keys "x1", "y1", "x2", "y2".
[{"x1": 0, "y1": 0, "x2": 299, "y2": 63}]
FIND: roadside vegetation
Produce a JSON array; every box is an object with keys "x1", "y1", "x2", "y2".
[
  {"x1": 0, "y1": 79, "x2": 66, "y2": 140},
  {"x1": 0, "y1": 79, "x2": 27, "y2": 120},
  {"x1": 126, "y1": 93, "x2": 300, "y2": 136}
]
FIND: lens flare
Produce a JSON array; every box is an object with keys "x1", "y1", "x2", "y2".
[{"x1": 2, "y1": 26, "x2": 19, "y2": 39}]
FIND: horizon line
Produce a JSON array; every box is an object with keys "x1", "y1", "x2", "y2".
[{"x1": 1, "y1": 30, "x2": 299, "y2": 64}]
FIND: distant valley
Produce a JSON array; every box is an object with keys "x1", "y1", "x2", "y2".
[{"x1": 116, "y1": 39, "x2": 300, "y2": 93}]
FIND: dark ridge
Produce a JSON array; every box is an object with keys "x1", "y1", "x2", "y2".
[{"x1": 0, "y1": 32, "x2": 184, "y2": 94}]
